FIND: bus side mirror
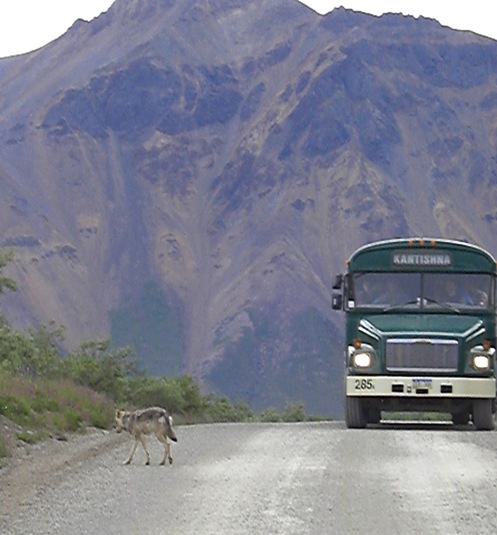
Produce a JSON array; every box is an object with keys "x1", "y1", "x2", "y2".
[
  {"x1": 333, "y1": 274, "x2": 344, "y2": 290},
  {"x1": 332, "y1": 293, "x2": 343, "y2": 310}
]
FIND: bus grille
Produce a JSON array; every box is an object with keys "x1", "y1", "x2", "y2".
[{"x1": 386, "y1": 338, "x2": 458, "y2": 372}]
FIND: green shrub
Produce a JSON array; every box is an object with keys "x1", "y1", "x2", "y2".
[
  {"x1": 127, "y1": 375, "x2": 207, "y2": 417},
  {"x1": 62, "y1": 408, "x2": 83, "y2": 432},
  {"x1": 27, "y1": 322, "x2": 65, "y2": 378},
  {"x1": 175, "y1": 376, "x2": 206, "y2": 414},
  {"x1": 0, "y1": 394, "x2": 31, "y2": 426},
  {"x1": 0, "y1": 322, "x2": 64, "y2": 379},
  {"x1": 232, "y1": 400, "x2": 254, "y2": 422},
  {"x1": 63, "y1": 340, "x2": 135, "y2": 402},
  {"x1": 0, "y1": 327, "x2": 38, "y2": 376},
  {"x1": 206, "y1": 396, "x2": 238, "y2": 422},
  {"x1": 282, "y1": 402, "x2": 306, "y2": 422},
  {"x1": 260, "y1": 407, "x2": 282, "y2": 423},
  {"x1": 87, "y1": 405, "x2": 113, "y2": 429},
  {"x1": 128, "y1": 377, "x2": 183, "y2": 412},
  {"x1": 204, "y1": 396, "x2": 255, "y2": 422}
]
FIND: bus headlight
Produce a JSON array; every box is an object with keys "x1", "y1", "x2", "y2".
[
  {"x1": 472, "y1": 355, "x2": 490, "y2": 370},
  {"x1": 348, "y1": 343, "x2": 375, "y2": 369},
  {"x1": 353, "y1": 352, "x2": 372, "y2": 368},
  {"x1": 470, "y1": 345, "x2": 494, "y2": 371}
]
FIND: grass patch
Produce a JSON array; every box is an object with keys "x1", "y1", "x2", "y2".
[
  {"x1": 16, "y1": 430, "x2": 47, "y2": 444},
  {"x1": 0, "y1": 436, "x2": 11, "y2": 458},
  {"x1": 0, "y1": 371, "x2": 114, "y2": 456},
  {"x1": 0, "y1": 394, "x2": 31, "y2": 426}
]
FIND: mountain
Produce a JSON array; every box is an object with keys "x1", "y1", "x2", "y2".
[{"x1": 1, "y1": 0, "x2": 497, "y2": 416}]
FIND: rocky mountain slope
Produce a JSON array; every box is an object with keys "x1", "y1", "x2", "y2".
[{"x1": 2, "y1": 0, "x2": 497, "y2": 415}]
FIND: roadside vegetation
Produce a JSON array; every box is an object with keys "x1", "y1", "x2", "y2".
[{"x1": 0, "y1": 249, "x2": 319, "y2": 461}]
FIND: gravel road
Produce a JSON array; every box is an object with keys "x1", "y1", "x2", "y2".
[{"x1": 1, "y1": 421, "x2": 497, "y2": 534}]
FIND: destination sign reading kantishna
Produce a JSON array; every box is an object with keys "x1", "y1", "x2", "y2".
[{"x1": 392, "y1": 250, "x2": 452, "y2": 267}]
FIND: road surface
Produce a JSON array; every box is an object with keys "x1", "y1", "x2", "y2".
[{"x1": 1, "y1": 421, "x2": 497, "y2": 534}]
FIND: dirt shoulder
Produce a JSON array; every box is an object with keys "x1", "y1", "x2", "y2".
[{"x1": 0, "y1": 420, "x2": 121, "y2": 519}]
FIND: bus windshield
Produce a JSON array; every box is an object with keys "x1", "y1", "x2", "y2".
[{"x1": 352, "y1": 272, "x2": 493, "y2": 310}]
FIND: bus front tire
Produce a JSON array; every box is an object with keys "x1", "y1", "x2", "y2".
[
  {"x1": 345, "y1": 396, "x2": 367, "y2": 428},
  {"x1": 451, "y1": 410, "x2": 470, "y2": 426},
  {"x1": 472, "y1": 399, "x2": 494, "y2": 431}
]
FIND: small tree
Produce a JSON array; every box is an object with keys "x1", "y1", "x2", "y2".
[
  {"x1": 64, "y1": 338, "x2": 136, "y2": 401},
  {"x1": 0, "y1": 326, "x2": 38, "y2": 375},
  {"x1": 27, "y1": 322, "x2": 66, "y2": 378}
]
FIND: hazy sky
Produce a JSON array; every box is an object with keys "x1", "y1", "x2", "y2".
[{"x1": 0, "y1": 1, "x2": 496, "y2": 58}]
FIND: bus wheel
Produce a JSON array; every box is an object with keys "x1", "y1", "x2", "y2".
[
  {"x1": 472, "y1": 399, "x2": 494, "y2": 431},
  {"x1": 345, "y1": 397, "x2": 367, "y2": 428},
  {"x1": 451, "y1": 410, "x2": 470, "y2": 426}
]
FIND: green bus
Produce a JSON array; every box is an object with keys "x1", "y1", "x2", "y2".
[{"x1": 332, "y1": 238, "x2": 497, "y2": 430}]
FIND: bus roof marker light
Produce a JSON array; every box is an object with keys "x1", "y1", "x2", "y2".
[
  {"x1": 353, "y1": 339, "x2": 362, "y2": 348},
  {"x1": 420, "y1": 239, "x2": 425, "y2": 246}
]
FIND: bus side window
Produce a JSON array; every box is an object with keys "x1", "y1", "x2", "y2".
[{"x1": 345, "y1": 274, "x2": 355, "y2": 308}]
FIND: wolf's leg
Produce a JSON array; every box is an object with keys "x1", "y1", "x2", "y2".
[
  {"x1": 125, "y1": 440, "x2": 139, "y2": 465},
  {"x1": 157, "y1": 434, "x2": 173, "y2": 465},
  {"x1": 139, "y1": 435, "x2": 151, "y2": 465}
]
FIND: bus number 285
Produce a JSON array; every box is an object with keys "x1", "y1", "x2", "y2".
[{"x1": 354, "y1": 378, "x2": 374, "y2": 390}]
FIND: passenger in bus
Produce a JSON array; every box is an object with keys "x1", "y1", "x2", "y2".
[
  {"x1": 385, "y1": 280, "x2": 411, "y2": 306},
  {"x1": 356, "y1": 278, "x2": 380, "y2": 305},
  {"x1": 476, "y1": 290, "x2": 489, "y2": 306},
  {"x1": 444, "y1": 280, "x2": 473, "y2": 305},
  {"x1": 366, "y1": 279, "x2": 409, "y2": 306}
]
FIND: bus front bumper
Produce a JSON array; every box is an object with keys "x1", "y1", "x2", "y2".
[{"x1": 346, "y1": 376, "x2": 496, "y2": 398}]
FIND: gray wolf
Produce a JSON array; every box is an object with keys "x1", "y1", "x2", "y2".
[{"x1": 115, "y1": 406, "x2": 178, "y2": 465}]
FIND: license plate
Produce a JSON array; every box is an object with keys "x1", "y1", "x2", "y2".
[{"x1": 412, "y1": 378, "x2": 432, "y2": 390}]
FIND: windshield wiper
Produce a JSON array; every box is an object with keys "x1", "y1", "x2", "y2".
[
  {"x1": 383, "y1": 298, "x2": 461, "y2": 314},
  {"x1": 420, "y1": 297, "x2": 461, "y2": 313},
  {"x1": 382, "y1": 299, "x2": 419, "y2": 312}
]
